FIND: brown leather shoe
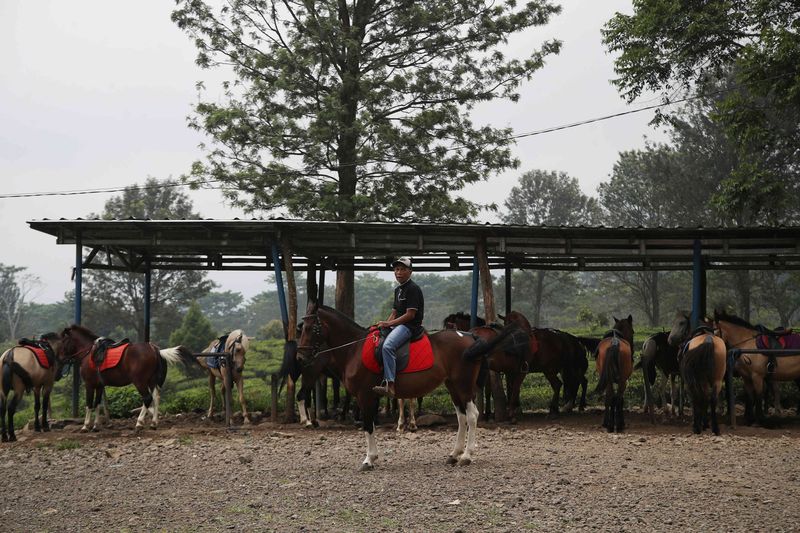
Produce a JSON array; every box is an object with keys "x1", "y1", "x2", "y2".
[{"x1": 372, "y1": 381, "x2": 395, "y2": 398}]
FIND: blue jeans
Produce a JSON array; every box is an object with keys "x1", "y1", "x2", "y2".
[{"x1": 381, "y1": 325, "x2": 412, "y2": 383}]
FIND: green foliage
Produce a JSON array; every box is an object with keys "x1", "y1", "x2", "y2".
[
  {"x1": 172, "y1": 0, "x2": 563, "y2": 222},
  {"x1": 105, "y1": 387, "x2": 145, "y2": 419},
  {"x1": 576, "y1": 307, "x2": 608, "y2": 333},
  {"x1": 0, "y1": 264, "x2": 40, "y2": 342},
  {"x1": 56, "y1": 439, "x2": 81, "y2": 450},
  {"x1": 603, "y1": 1, "x2": 800, "y2": 222},
  {"x1": 169, "y1": 301, "x2": 217, "y2": 352},
  {"x1": 258, "y1": 319, "x2": 285, "y2": 340},
  {"x1": 81, "y1": 178, "x2": 214, "y2": 344}
]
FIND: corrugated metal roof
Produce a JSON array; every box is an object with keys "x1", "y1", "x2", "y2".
[{"x1": 27, "y1": 218, "x2": 800, "y2": 272}]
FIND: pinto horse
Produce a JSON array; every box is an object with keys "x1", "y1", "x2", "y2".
[
  {"x1": 297, "y1": 303, "x2": 491, "y2": 470},
  {"x1": 595, "y1": 315, "x2": 634, "y2": 433},
  {"x1": 57, "y1": 325, "x2": 199, "y2": 432},
  {"x1": 714, "y1": 310, "x2": 800, "y2": 426},
  {"x1": 668, "y1": 311, "x2": 727, "y2": 434},
  {"x1": 197, "y1": 330, "x2": 252, "y2": 424},
  {"x1": 0, "y1": 335, "x2": 65, "y2": 442}
]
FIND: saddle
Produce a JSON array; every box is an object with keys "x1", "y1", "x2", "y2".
[
  {"x1": 17, "y1": 338, "x2": 55, "y2": 369},
  {"x1": 755, "y1": 327, "x2": 800, "y2": 375},
  {"x1": 206, "y1": 333, "x2": 230, "y2": 370},
  {"x1": 362, "y1": 327, "x2": 433, "y2": 375},
  {"x1": 92, "y1": 337, "x2": 129, "y2": 368}
]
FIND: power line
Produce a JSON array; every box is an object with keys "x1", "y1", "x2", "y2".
[{"x1": 3, "y1": 71, "x2": 793, "y2": 200}]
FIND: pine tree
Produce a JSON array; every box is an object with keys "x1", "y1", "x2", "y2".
[{"x1": 169, "y1": 301, "x2": 216, "y2": 353}]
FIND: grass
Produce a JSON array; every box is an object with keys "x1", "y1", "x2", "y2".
[{"x1": 56, "y1": 439, "x2": 81, "y2": 450}]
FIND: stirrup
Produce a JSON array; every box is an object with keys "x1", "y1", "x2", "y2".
[{"x1": 372, "y1": 381, "x2": 395, "y2": 398}]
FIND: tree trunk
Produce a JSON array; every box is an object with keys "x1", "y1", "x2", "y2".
[{"x1": 649, "y1": 271, "x2": 659, "y2": 327}]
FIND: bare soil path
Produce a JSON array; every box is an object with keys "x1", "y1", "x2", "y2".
[{"x1": 2, "y1": 409, "x2": 799, "y2": 532}]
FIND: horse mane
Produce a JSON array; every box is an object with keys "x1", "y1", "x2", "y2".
[
  {"x1": 714, "y1": 309, "x2": 756, "y2": 330},
  {"x1": 65, "y1": 324, "x2": 99, "y2": 341},
  {"x1": 442, "y1": 311, "x2": 484, "y2": 328},
  {"x1": 318, "y1": 305, "x2": 368, "y2": 331}
]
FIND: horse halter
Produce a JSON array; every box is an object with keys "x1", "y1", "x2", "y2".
[{"x1": 297, "y1": 313, "x2": 324, "y2": 361}]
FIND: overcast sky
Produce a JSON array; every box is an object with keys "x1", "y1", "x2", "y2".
[{"x1": 1, "y1": 1, "x2": 668, "y2": 304}]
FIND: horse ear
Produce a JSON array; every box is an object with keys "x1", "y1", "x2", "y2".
[
  {"x1": 612, "y1": 316, "x2": 619, "y2": 323},
  {"x1": 627, "y1": 314, "x2": 633, "y2": 323}
]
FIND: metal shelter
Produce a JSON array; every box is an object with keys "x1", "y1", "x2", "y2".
[{"x1": 28, "y1": 218, "x2": 800, "y2": 423}]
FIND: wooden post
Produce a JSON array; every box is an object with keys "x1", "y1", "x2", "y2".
[
  {"x1": 476, "y1": 238, "x2": 507, "y2": 422},
  {"x1": 282, "y1": 234, "x2": 298, "y2": 340}
]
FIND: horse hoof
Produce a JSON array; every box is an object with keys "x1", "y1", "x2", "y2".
[
  {"x1": 242, "y1": 418, "x2": 252, "y2": 425},
  {"x1": 408, "y1": 424, "x2": 417, "y2": 432},
  {"x1": 43, "y1": 426, "x2": 51, "y2": 433},
  {"x1": 1, "y1": 435, "x2": 7, "y2": 443},
  {"x1": 80, "y1": 427, "x2": 89, "y2": 433},
  {"x1": 312, "y1": 420, "x2": 320, "y2": 428},
  {"x1": 446, "y1": 456, "x2": 458, "y2": 465},
  {"x1": 134, "y1": 425, "x2": 144, "y2": 434},
  {"x1": 34, "y1": 427, "x2": 42, "y2": 433},
  {"x1": 8, "y1": 435, "x2": 16, "y2": 442},
  {"x1": 359, "y1": 463, "x2": 374, "y2": 472},
  {"x1": 458, "y1": 457, "x2": 472, "y2": 467}
]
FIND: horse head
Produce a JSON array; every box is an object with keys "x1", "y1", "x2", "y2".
[
  {"x1": 667, "y1": 310, "x2": 691, "y2": 347},
  {"x1": 612, "y1": 314, "x2": 634, "y2": 346},
  {"x1": 226, "y1": 330, "x2": 249, "y2": 374},
  {"x1": 297, "y1": 301, "x2": 325, "y2": 362},
  {"x1": 55, "y1": 325, "x2": 97, "y2": 362}
]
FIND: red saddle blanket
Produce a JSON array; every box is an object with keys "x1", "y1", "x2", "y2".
[
  {"x1": 21, "y1": 346, "x2": 50, "y2": 369},
  {"x1": 756, "y1": 333, "x2": 800, "y2": 351},
  {"x1": 361, "y1": 329, "x2": 434, "y2": 375},
  {"x1": 88, "y1": 344, "x2": 129, "y2": 372}
]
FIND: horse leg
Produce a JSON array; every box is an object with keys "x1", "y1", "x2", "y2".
[
  {"x1": 0, "y1": 392, "x2": 6, "y2": 442},
  {"x1": 752, "y1": 376, "x2": 767, "y2": 426},
  {"x1": 615, "y1": 384, "x2": 626, "y2": 433},
  {"x1": 416, "y1": 396, "x2": 424, "y2": 416},
  {"x1": 33, "y1": 386, "x2": 42, "y2": 432},
  {"x1": 710, "y1": 383, "x2": 721, "y2": 436},
  {"x1": 42, "y1": 386, "x2": 52, "y2": 432},
  {"x1": 206, "y1": 373, "x2": 216, "y2": 418},
  {"x1": 135, "y1": 386, "x2": 153, "y2": 431},
  {"x1": 602, "y1": 387, "x2": 613, "y2": 432},
  {"x1": 579, "y1": 376, "x2": 587, "y2": 411},
  {"x1": 101, "y1": 392, "x2": 111, "y2": 427},
  {"x1": 407, "y1": 397, "x2": 417, "y2": 432},
  {"x1": 509, "y1": 373, "x2": 525, "y2": 423},
  {"x1": 150, "y1": 386, "x2": 161, "y2": 429},
  {"x1": 458, "y1": 400, "x2": 480, "y2": 466},
  {"x1": 359, "y1": 403, "x2": 379, "y2": 471},
  {"x1": 448, "y1": 402, "x2": 468, "y2": 465},
  {"x1": 5, "y1": 391, "x2": 19, "y2": 442},
  {"x1": 82, "y1": 385, "x2": 95, "y2": 432},
  {"x1": 545, "y1": 371, "x2": 561, "y2": 418},
  {"x1": 236, "y1": 376, "x2": 251, "y2": 424},
  {"x1": 396, "y1": 398, "x2": 406, "y2": 432}
]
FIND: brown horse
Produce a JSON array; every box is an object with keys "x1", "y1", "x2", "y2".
[
  {"x1": 714, "y1": 310, "x2": 800, "y2": 426},
  {"x1": 0, "y1": 334, "x2": 64, "y2": 442},
  {"x1": 57, "y1": 325, "x2": 199, "y2": 432},
  {"x1": 595, "y1": 315, "x2": 634, "y2": 433},
  {"x1": 668, "y1": 311, "x2": 727, "y2": 434},
  {"x1": 640, "y1": 331, "x2": 681, "y2": 421},
  {"x1": 470, "y1": 323, "x2": 531, "y2": 423},
  {"x1": 297, "y1": 303, "x2": 492, "y2": 470},
  {"x1": 196, "y1": 330, "x2": 252, "y2": 424},
  {"x1": 499, "y1": 311, "x2": 588, "y2": 415}
]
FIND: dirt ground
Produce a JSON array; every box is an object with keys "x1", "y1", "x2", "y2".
[{"x1": 2, "y1": 407, "x2": 799, "y2": 532}]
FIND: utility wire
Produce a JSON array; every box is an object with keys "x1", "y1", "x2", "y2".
[{"x1": 2, "y1": 70, "x2": 794, "y2": 200}]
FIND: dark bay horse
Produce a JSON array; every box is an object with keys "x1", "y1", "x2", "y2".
[
  {"x1": 714, "y1": 310, "x2": 800, "y2": 426},
  {"x1": 470, "y1": 323, "x2": 532, "y2": 423},
  {"x1": 639, "y1": 331, "x2": 681, "y2": 421},
  {"x1": 595, "y1": 315, "x2": 634, "y2": 433},
  {"x1": 197, "y1": 330, "x2": 252, "y2": 423},
  {"x1": 668, "y1": 311, "x2": 727, "y2": 435},
  {"x1": 443, "y1": 312, "x2": 485, "y2": 330},
  {"x1": 57, "y1": 325, "x2": 199, "y2": 432},
  {"x1": 0, "y1": 335, "x2": 64, "y2": 442},
  {"x1": 499, "y1": 311, "x2": 588, "y2": 415},
  {"x1": 297, "y1": 303, "x2": 491, "y2": 470}
]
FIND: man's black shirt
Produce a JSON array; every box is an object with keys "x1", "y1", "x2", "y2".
[{"x1": 393, "y1": 279, "x2": 424, "y2": 336}]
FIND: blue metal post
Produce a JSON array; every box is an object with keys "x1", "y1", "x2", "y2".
[
  {"x1": 271, "y1": 243, "x2": 289, "y2": 333},
  {"x1": 72, "y1": 232, "x2": 83, "y2": 417},
  {"x1": 144, "y1": 260, "x2": 151, "y2": 342},
  {"x1": 470, "y1": 256, "x2": 479, "y2": 328}
]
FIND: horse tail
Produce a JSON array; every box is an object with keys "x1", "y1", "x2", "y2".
[
  {"x1": 278, "y1": 340, "x2": 300, "y2": 394},
  {"x1": 681, "y1": 337, "x2": 715, "y2": 399},
  {"x1": 595, "y1": 339, "x2": 620, "y2": 394},
  {"x1": 640, "y1": 337, "x2": 658, "y2": 386},
  {"x1": 576, "y1": 336, "x2": 600, "y2": 354},
  {"x1": 462, "y1": 323, "x2": 523, "y2": 362},
  {"x1": 2, "y1": 351, "x2": 33, "y2": 394}
]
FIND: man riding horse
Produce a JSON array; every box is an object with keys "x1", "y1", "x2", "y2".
[{"x1": 373, "y1": 256, "x2": 424, "y2": 399}]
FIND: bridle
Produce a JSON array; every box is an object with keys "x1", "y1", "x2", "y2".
[{"x1": 297, "y1": 312, "x2": 372, "y2": 362}]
